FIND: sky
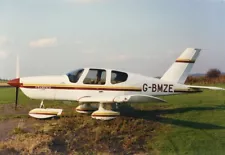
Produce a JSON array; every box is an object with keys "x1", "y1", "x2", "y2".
[{"x1": 0, "y1": 0, "x2": 225, "y2": 79}]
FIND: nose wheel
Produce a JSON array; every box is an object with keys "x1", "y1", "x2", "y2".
[{"x1": 28, "y1": 100, "x2": 63, "y2": 119}]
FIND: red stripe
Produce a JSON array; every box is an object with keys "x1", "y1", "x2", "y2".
[{"x1": 20, "y1": 85, "x2": 142, "y2": 92}]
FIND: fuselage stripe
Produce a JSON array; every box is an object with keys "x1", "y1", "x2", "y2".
[{"x1": 20, "y1": 85, "x2": 142, "y2": 92}]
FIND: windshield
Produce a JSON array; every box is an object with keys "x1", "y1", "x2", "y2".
[{"x1": 66, "y1": 68, "x2": 84, "y2": 83}]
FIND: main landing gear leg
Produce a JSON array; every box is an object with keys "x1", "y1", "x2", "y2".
[
  {"x1": 39, "y1": 100, "x2": 45, "y2": 108},
  {"x1": 91, "y1": 103, "x2": 120, "y2": 121}
]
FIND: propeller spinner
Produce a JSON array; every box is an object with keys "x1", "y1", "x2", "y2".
[{"x1": 7, "y1": 78, "x2": 21, "y2": 110}]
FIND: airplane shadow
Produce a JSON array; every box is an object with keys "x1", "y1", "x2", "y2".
[{"x1": 119, "y1": 104, "x2": 225, "y2": 130}]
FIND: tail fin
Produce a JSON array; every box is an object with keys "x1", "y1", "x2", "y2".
[{"x1": 161, "y1": 48, "x2": 201, "y2": 84}]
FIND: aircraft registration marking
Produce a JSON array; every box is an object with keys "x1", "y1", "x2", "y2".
[{"x1": 142, "y1": 83, "x2": 174, "y2": 93}]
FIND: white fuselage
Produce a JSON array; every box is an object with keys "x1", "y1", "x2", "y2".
[{"x1": 19, "y1": 68, "x2": 189, "y2": 102}]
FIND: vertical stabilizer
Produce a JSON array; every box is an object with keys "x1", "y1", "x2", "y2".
[{"x1": 161, "y1": 48, "x2": 201, "y2": 84}]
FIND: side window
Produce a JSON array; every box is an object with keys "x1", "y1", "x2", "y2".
[
  {"x1": 83, "y1": 69, "x2": 106, "y2": 85},
  {"x1": 67, "y1": 69, "x2": 84, "y2": 83},
  {"x1": 111, "y1": 71, "x2": 128, "y2": 84}
]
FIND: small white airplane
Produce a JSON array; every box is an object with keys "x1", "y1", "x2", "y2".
[{"x1": 7, "y1": 48, "x2": 225, "y2": 120}]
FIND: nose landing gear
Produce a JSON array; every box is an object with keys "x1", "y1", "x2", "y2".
[{"x1": 28, "y1": 100, "x2": 63, "y2": 119}]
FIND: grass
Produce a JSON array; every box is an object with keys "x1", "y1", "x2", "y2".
[
  {"x1": 147, "y1": 84, "x2": 225, "y2": 155},
  {"x1": 0, "y1": 85, "x2": 225, "y2": 154}
]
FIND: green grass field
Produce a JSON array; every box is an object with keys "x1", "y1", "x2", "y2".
[
  {"x1": 150, "y1": 85, "x2": 225, "y2": 155},
  {"x1": 0, "y1": 85, "x2": 225, "y2": 154}
]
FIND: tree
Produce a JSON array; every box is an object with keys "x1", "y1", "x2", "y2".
[{"x1": 206, "y1": 68, "x2": 221, "y2": 78}]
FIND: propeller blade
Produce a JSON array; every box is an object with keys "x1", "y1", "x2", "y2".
[
  {"x1": 16, "y1": 55, "x2": 20, "y2": 78},
  {"x1": 15, "y1": 87, "x2": 19, "y2": 110},
  {"x1": 15, "y1": 55, "x2": 20, "y2": 110}
]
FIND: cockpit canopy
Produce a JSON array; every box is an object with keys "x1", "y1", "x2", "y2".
[{"x1": 66, "y1": 68, "x2": 128, "y2": 85}]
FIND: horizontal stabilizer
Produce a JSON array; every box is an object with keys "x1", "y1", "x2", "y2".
[{"x1": 187, "y1": 85, "x2": 225, "y2": 91}]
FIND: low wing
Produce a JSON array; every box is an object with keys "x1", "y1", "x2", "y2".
[
  {"x1": 186, "y1": 85, "x2": 225, "y2": 90},
  {"x1": 78, "y1": 94, "x2": 166, "y2": 103},
  {"x1": 114, "y1": 94, "x2": 167, "y2": 103},
  {"x1": 78, "y1": 96, "x2": 115, "y2": 103}
]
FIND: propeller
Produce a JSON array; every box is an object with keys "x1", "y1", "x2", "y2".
[
  {"x1": 15, "y1": 55, "x2": 19, "y2": 110},
  {"x1": 15, "y1": 87, "x2": 19, "y2": 110},
  {"x1": 7, "y1": 55, "x2": 20, "y2": 110}
]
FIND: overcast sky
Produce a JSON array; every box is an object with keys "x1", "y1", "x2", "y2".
[{"x1": 0, "y1": 0, "x2": 225, "y2": 79}]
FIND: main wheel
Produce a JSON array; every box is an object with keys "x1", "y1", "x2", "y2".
[
  {"x1": 76, "y1": 103, "x2": 97, "y2": 114},
  {"x1": 91, "y1": 103, "x2": 120, "y2": 120}
]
